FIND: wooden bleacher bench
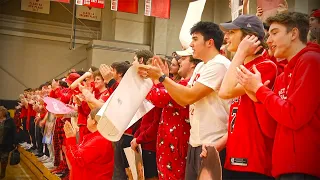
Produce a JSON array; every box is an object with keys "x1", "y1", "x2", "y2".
[{"x1": 18, "y1": 146, "x2": 61, "y2": 180}]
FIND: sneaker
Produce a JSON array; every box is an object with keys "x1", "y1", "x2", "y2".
[
  {"x1": 19, "y1": 142, "x2": 27, "y2": 147},
  {"x1": 25, "y1": 144, "x2": 33, "y2": 150},
  {"x1": 21, "y1": 143, "x2": 31, "y2": 148},
  {"x1": 43, "y1": 162, "x2": 55, "y2": 169},
  {"x1": 38, "y1": 155, "x2": 48, "y2": 161},
  {"x1": 42, "y1": 158, "x2": 53, "y2": 164},
  {"x1": 40, "y1": 156, "x2": 50, "y2": 162}
]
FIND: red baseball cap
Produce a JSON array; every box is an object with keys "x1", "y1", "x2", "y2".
[
  {"x1": 65, "y1": 73, "x2": 80, "y2": 85},
  {"x1": 311, "y1": 9, "x2": 320, "y2": 18}
]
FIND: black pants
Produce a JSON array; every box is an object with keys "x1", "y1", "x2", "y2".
[
  {"x1": 277, "y1": 174, "x2": 320, "y2": 180},
  {"x1": 142, "y1": 150, "x2": 158, "y2": 178},
  {"x1": 35, "y1": 125, "x2": 43, "y2": 153},
  {"x1": 29, "y1": 117, "x2": 36, "y2": 148},
  {"x1": 22, "y1": 117, "x2": 31, "y2": 143},
  {"x1": 112, "y1": 135, "x2": 133, "y2": 180}
]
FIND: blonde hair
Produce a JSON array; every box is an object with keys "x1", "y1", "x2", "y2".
[{"x1": 0, "y1": 106, "x2": 8, "y2": 118}]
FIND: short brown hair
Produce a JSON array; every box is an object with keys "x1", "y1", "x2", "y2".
[
  {"x1": 266, "y1": 12, "x2": 309, "y2": 44},
  {"x1": 111, "y1": 61, "x2": 131, "y2": 77},
  {"x1": 92, "y1": 70, "x2": 102, "y2": 79},
  {"x1": 135, "y1": 50, "x2": 154, "y2": 65},
  {"x1": 309, "y1": 28, "x2": 320, "y2": 44}
]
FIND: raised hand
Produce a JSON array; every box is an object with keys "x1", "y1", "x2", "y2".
[
  {"x1": 236, "y1": 65, "x2": 267, "y2": 93},
  {"x1": 238, "y1": 35, "x2": 263, "y2": 57},
  {"x1": 63, "y1": 121, "x2": 76, "y2": 138},
  {"x1": 99, "y1": 64, "x2": 114, "y2": 83}
]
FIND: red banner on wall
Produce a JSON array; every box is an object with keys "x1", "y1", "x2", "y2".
[
  {"x1": 111, "y1": 0, "x2": 138, "y2": 14},
  {"x1": 145, "y1": 0, "x2": 171, "y2": 19},
  {"x1": 51, "y1": 0, "x2": 70, "y2": 4},
  {"x1": 90, "y1": 0, "x2": 104, "y2": 9}
]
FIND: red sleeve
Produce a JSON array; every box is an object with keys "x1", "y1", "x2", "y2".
[
  {"x1": 65, "y1": 136, "x2": 113, "y2": 168},
  {"x1": 256, "y1": 55, "x2": 320, "y2": 130},
  {"x1": 134, "y1": 128, "x2": 141, "y2": 138},
  {"x1": 80, "y1": 101, "x2": 91, "y2": 115},
  {"x1": 147, "y1": 81, "x2": 187, "y2": 109},
  {"x1": 136, "y1": 107, "x2": 162, "y2": 144},
  {"x1": 253, "y1": 61, "x2": 278, "y2": 138},
  {"x1": 60, "y1": 88, "x2": 74, "y2": 104},
  {"x1": 20, "y1": 108, "x2": 27, "y2": 118},
  {"x1": 106, "y1": 79, "x2": 119, "y2": 94},
  {"x1": 49, "y1": 88, "x2": 61, "y2": 98},
  {"x1": 99, "y1": 90, "x2": 110, "y2": 102}
]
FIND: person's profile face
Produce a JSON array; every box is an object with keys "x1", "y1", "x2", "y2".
[
  {"x1": 190, "y1": 32, "x2": 206, "y2": 60},
  {"x1": 267, "y1": 23, "x2": 292, "y2": 59}
]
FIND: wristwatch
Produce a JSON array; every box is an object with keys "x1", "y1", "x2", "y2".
[{"x1": 159, "y1": 74, "x2": 167, "y2": 83}]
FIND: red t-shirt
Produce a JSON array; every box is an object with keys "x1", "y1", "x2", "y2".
[
  {"x1": 225, "y1": 56, "x2": 277, "y2": 176},
  {"x1": 94, "y1": 89, "x2": 110, "y2": 102},
  {"x1": 20, "y1": 107, "x2": 27, "y2": 119}
]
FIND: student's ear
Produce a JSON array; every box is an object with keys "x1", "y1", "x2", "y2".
[
  {"x1": 139, "y1": 58, "x2": 144, "y2": 64},
  {"x1": 291, "y1": 27, "x2": 299, "y2": 41},
  {"x1": 207, "y1": 39, "x2": 215, "y2": 48}
]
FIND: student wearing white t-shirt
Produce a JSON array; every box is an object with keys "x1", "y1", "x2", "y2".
[{"x1": 138, "y1": 21, "x2": 231, "y2": 180}]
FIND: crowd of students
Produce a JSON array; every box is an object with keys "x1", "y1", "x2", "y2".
[{"x1": 3, "y1": 6, "x2": 320, "y2": 180}]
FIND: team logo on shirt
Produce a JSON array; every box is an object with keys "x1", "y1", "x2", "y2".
[
  {"x1": 191, "y1": 74, "x2": 200, "y2": 86},
  {"x1": 278, "y1": 88, "x2": 287, "y2": 100}
]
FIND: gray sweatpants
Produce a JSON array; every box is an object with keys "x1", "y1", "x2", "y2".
[{"x1": 185, "y1": 144, "x2": 202, "y2": 180}]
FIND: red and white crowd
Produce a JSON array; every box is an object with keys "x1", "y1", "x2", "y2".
[{"x1": 8, "y1": 7, "x2": 320, "y2": 180}]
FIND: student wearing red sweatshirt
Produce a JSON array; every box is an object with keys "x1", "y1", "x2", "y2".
[
  {"x1": 218, "y1": 15, "x2": 277, "y2": 179},
  {"x1": 236, "y1": 12, "x2": 320, "y2": 179}
]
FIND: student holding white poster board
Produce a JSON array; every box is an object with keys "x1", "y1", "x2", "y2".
[{"x1": 138, "y1": 22, "x2": 231, "y2": 180}]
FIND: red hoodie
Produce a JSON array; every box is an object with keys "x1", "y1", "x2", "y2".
[
  {"x1": 134, "y1": 107, "x2": 162, "y2": 152},
  {"x1": 256, "y1": 43, "x2": 320, "y2": 178},
  {"x1": 66, "y1": 131, "x2": 114, "y2": 180}
]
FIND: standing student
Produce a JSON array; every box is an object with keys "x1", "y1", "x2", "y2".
[
  {"x1": 219, "y1": 15, "x2": 277, "y2": 179},
  {"x1": 138, "y1": 21, "x2": 231, "y2": 180},
  {"x1": 236, "y1": 12, "x2": 320, "y2": 179}
]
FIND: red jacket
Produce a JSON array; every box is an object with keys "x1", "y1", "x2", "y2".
[
  {"x1": 66, "y1": 131, "x2": 114, "y2": 180},
  {"x1": 134, "y1": 107, "x2": 162, "y2": 152},
  {"x1": 49, "y1": 87, "x2": 73, "y2": 104},
  {"x1": 20, "y1": 107, "x2": 27, "y2": 119},
  {"x1": 256, "y1": 43, "x2": 320, "y2": 178}
]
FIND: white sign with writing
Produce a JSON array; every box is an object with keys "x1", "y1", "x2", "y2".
[
  {"x1": 97, "y1": 65, "x2": 154, "y2": 142},
  {"x1": 76, "y1": 6, "x2": 101, "y2": 21},
  {"x1": 21, "y1": 0, "x2": 50, "y2": 14}
]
